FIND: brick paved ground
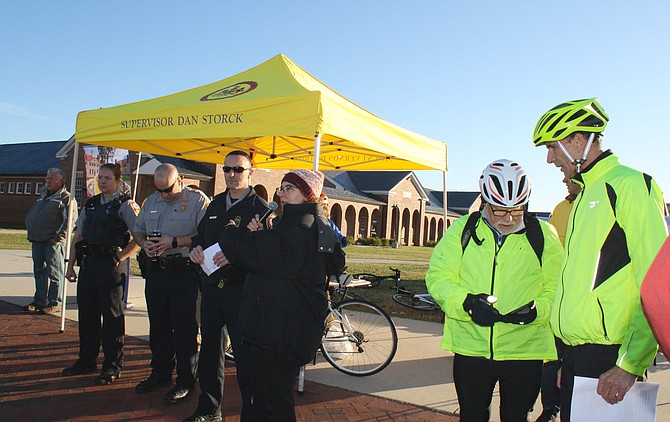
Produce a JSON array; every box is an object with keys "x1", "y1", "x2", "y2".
[{"x1": 0, "y1": 301, "x2": 457, "y2": 421}]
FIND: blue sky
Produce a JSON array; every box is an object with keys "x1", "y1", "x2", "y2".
[{"x1": 1, "y1": 1, "x2": 668, "y2": 212}]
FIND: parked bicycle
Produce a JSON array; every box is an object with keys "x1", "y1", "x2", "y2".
[
  {"x1": 223, "y1": 273, "x2": 398, "y2": 382},
  {"x1": 353, "y1": 267, "x2": 438, "y2": 311},
  {"x1": 321, "y1": 273, "x2": 399, "y2": 376},
  {"x1": 351, "y1": 268, "x2": 400, "y2": 288}
]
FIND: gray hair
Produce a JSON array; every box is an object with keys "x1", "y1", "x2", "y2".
[{"x1": 47, "y1": 168, "x2": 65, "y2": 180}]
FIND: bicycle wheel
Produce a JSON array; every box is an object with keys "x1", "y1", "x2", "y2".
[
  {"x1": 321, "y1": 299, "x2": 398, "y2": 376},
  {"x1": 393, "y1": 292, "x2": 438, "y2": 311},
  {"x1": 353, "y1": 273, "x2": 382, "y2": 288}
]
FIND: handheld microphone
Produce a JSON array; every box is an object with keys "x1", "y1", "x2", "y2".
[{"x1": 258, "y1": 201, "x2": 278, "y2": 224}]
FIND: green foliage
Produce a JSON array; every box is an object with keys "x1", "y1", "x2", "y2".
[{"x1": 354, "y1": 236, "x2": 395, "y2": 247}]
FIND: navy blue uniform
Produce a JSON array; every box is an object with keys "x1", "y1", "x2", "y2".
[
  {"x1": 191, "y1": 188, "x2": 268, "y2": 419},
  {"x1": 76, "y1": 192, "x2": 137, "y2": 374}
]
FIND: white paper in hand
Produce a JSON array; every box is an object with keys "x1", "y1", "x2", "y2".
[
  {"x1": 201, "y1": 243, "x2": 223, "y2": 276},
  {"x1": 571, "y1": 376, "x2": 659, "y2": 422}
]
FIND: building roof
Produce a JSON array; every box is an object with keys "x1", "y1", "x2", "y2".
[
  {"x1": 426, "y1": 189, "x2": 480, "y2": 215},
  {"x1": 321, "y1": 186, "x2": 385, "y2": 206},
  {"x1": 345, "y1": 171, "x2": 412, "y2": 191},
  {"x1": 0, "y1": 141, "x2": 67, "y2": 175}
]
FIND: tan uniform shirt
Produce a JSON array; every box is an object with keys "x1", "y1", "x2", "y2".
[{"x1": 133, "y1": 187, "x2": 209, "y2": 257}]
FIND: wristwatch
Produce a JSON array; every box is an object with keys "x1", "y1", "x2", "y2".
[
  {"x1": 172, "y1": 237, "x2": 178, "y2": 248},
  {"x1": 112, "y1": 254, "x2": 121, "y2": 266}
]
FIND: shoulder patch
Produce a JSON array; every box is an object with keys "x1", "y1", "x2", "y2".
[{"x1": 129, "y1": 200, "x2": 141, "y2": 216}]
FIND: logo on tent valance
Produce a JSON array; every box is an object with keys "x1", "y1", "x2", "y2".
[{"x1": 200, "y1": 81, "x2": 258, "y2": 101}]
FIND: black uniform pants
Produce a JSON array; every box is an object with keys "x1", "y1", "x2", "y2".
[
  {"x1": 144, "y1": 266, "x2": 198, "y2": 387},
  {"x1": 196, "y1": 282, "x2": 252, "y2": 419},
  {"x1": 453, "y1": 354, "x2": 543, "y2": 422},
  {"x1": 559, "y1": 343, "x2": 620, "y2": 422},
  {"x1": 76, "y1": 254, "x2": 125, "y2": 373},
  {"x1": 539, "y1": 337, "x2": 563, "y2": 413},
  {"x1": 248, "y1": 344, "x2": 300, "y2": 422}
]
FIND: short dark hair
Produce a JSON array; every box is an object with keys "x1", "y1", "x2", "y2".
[
  {"x1": 100, "y1": 163, "x2": 122, "y2": 181},
  {"x1": 225, "y1": 150, "x2": 252, "y2": 166}
]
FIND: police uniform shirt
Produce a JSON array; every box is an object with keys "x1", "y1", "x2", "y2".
[
  {"x1": 133, "y1": 186, "x2": 209, "y2": 257},
  {"x1": 75, "y1": 191, "x2": 140, "y2": 235}
]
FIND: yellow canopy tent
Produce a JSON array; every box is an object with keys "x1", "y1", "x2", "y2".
[
  {"x1": 62, "y1": 54, "x2": 449, "y2": 332},
  {"x1": 75, "y1": 54, "x2": 447, "y2": 171}
]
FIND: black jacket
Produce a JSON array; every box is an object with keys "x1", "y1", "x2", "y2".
[
  {"x1": 220, "y1": 202, "x2": 345, "y2": 365},
  {"x1": 191, "y1": 189, "x2": 268, "y2": 285}
]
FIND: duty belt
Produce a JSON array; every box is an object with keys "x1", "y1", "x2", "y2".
[
  {"x1": 86, "y1": 242, "x2": 121, "y2": 257},
  {"x1": 147, "y1": 254, "x2": 192, "y2": 271}
]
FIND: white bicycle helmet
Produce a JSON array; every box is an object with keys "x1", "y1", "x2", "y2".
[{"x1": 479, "y1": 159, "x2": 532, "y2": 208}]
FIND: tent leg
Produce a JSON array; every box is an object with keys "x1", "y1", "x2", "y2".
[
  {"x1": 442, "y1": 170, "x2": 448, "y2": 236},
  {"x1": 313, "y1": 133, "x2": 322, "y2": 171},
  {"x1": 60, "y1": 141, "x2": 79, "y2": 333},
  {"x1": 123, "y1": 151, "x2": 143, "y2": 309}
]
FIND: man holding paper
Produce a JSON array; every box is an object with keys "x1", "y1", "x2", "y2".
[
  {"x1": 186, "y1": 151, "x2": 268, "y2": 422},
  {"x1": 532, "y1": 99, "x2": 667, "y2": 420},
  {"x1": 132, "y1": 164, "x2": 209, "y2": 404}
]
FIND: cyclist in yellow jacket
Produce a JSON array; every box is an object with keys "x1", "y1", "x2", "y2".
[
  {"x1": 427, "y1": 159, "x2": 563, "y2": 422},
  {"x1": 533, "y1": 98, "x2": 667, "y2": 420}
]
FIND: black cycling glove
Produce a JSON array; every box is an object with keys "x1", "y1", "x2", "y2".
[
  {"x1": 501, "y1": 300, "x2": 537, "y2": 325},
  {"x1": 463, "y1": 293, "x2": 501, "y2": 327}
]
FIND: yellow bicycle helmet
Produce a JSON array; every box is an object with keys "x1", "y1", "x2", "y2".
[{"x1": 533, "y1": 98, "x2": 609, "y2": 146}]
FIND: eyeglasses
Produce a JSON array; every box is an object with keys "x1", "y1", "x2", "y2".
[
  {"x1": 276, "y1": 185, "x2": 297, "y2": 194},
  {"x1": 223, "y1": 166, "x2": 250, "y2": 174},
  {"x1": 490, "y1": 206, "x2": 524, "y2": 217},
  {"x1": 155, "y1": 181, "x2": 176, "y2": 194}
]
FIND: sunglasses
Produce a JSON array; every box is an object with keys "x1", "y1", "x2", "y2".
[
  {"x1": 223, "y1": 166, "x2": 250, "y2": 173},
  {"x1": 155, "y1": 181, "x2": 176, "y2": 194},
  {"x1": 276, "y1": 184, "x2": 297, "y2": 194}
]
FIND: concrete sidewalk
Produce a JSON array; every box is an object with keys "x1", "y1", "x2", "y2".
[{"x1": 1, "y1": 248, "x2": 669, "y2": 421}]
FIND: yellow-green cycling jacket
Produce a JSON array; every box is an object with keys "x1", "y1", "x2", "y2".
[
  {"x1": 426, "y1": 212, "x2": 563, "y2": 361},
  {"x1": 553, "y1": 151, "x2": 668, "y2": 377}
]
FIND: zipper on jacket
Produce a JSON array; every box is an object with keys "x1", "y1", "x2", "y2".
[
  {"x1": 596, "y1": 298, "x2": 610, "y2": 341},
  {"x1": 558, "y1": 192, "x2": 583, "y2": 340},
  {"x1": 489, "y1": 238, "x2": 502, "y2": 360}
]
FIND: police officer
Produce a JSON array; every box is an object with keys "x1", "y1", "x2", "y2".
[
  {"x1": 132, "y1": 163, "x2": 209, "y2": 404},
  {"x1": 184, "y1": 150, "x2": 268, "y2": 422},
  {"x1": 63, "y1": 163, "x2": 140, "y2": 386}
]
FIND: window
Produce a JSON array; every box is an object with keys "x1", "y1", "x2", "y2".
[
  {"x1": 0, "y1": 182, "x2": 4, "y2": 193},
  {"x1": 35, "y1": 182, "x2": 44, "y2": 195},
  {"x1": 75, "y1": 171, "x2": 84, "y2": 203},
  {"x1": 8, "y1": 182, "x2": 15, "y2": 194},
  {"x1": 16, "y1": 182, "x2": 23, "y2": 194},
  {"x1": 24, "y1": 182, "x2": 32, "y2": 195}
]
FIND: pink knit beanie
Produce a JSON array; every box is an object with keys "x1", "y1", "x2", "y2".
[{"x1": 281, "y1": 169, "x2": 324, "y2": 201}]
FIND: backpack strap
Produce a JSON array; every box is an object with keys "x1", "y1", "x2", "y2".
[
  {"x1": 461, "y1": 211, "x2": 483, "y2": 252},
  {"x1": 523, "y1": 214, "x2": 545, "y2": 265},
  {"x1": 461, "y1": 210, "x2": 545, "y2": 265}
]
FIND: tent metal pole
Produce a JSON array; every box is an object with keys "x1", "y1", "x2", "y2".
[
  {"x1": 123, "y1": 150, "x2": 143, "y2": 309},
  {"x1": 313, "y1": 133, "x2": 322, "y2": 171},
  {"x1": 442, "y1": 170, "x2": 448, "y2": 236},
  {"x1": 60, "y1": 141, "x2": 80, "y2": 332},
  {"x1": 132, "y1": 151, "x2": 142, "y2": 201}
]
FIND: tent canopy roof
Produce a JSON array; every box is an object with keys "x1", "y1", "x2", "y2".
[{"x1": 76, "y1": 54, "x2": 447, "y2": 171}]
